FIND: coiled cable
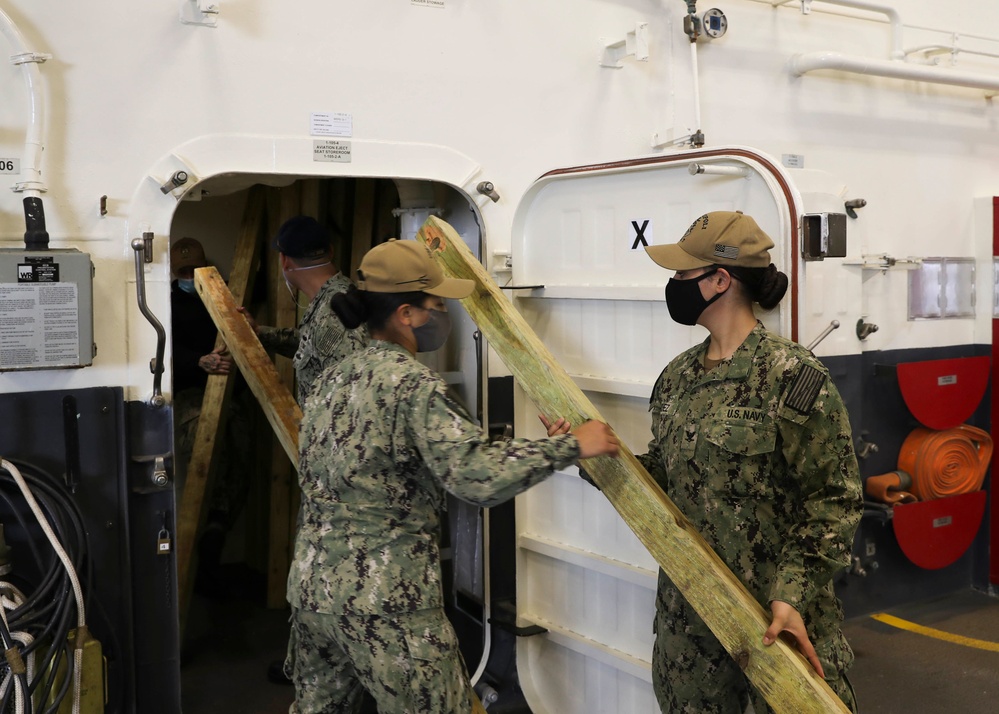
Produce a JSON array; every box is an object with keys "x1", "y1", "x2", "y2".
[{"x1": 0, "y1": 458, "x2": 88, "y2": 714}]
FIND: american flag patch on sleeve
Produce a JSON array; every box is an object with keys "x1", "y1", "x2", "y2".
[
  {"x1": 785, "y1": 364, "x2": 825, "y2": 414},
  {"x1": 713, "y1": 244, "x2": 739, "y2": 260}
]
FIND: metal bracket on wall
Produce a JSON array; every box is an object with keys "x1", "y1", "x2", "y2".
[
  {"x1": 843, "y1": 254, "x2": 922, "y2": 272},
  {"x1": 130, "y1": 453, "x2": 173, "y2": 494},
  {"x1": 126, "y1": 395, "x2": 176, "y2": 496},
  {"x1": 599, "y1": 22, "x2": 649, "y2": 68},
  {"x1": 488, "y1": 617, "x2": 549, "y2": 638},
  {"x1": 180, "y1": 0, "x2": 219, "y2": 27}
]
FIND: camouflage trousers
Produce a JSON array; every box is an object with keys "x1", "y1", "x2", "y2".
[
  {"x1": 652, "y1": 586, "x2": 858, "y2": 714},
  {"x1": 286, "y1": 606, "x2": 476, "y2": 714}
]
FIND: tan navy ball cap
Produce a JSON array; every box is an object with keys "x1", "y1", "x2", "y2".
[
  {"x1": 356, "y1": 239, "x2": 474, "y2": 299},
  {"x1": 170, "y1": 237, "x2": 207, "y2": 272},
  {"x1": 645, "y1": 211, "x2": 774, "y2": 271}
]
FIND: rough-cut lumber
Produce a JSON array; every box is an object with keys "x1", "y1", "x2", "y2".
[
  {"x1": 195, "y1": 266, "x2": 303, "y2": 466},
  {"x1": 176, "y1": 189, "x2": 264, "y2": 625},
  {"x1": 416, "y1": 216, "x2": 848, "y2": 714},
  {"x1": 350, "y1": 178, "x2": 375, "y2": 280},
  {"x1": 265, "y1": 183, "x2": 304, "y2": 608}
]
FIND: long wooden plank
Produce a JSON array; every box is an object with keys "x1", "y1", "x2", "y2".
[
  {"x1": 176, "y1": 189, "x2": 264, "y2": 625},
  {"x1": 350, "y1": 178, "x2": 375, "y2": 280},
  {"x1": 416, "y1": 216, "x2": 848, "y2": 714},
  {"x1": 195, "y1": 266, "x2": 303, "y2": 466},
  {"x1": 265, "y1": 183, "x2": 304, "y2": 608}
]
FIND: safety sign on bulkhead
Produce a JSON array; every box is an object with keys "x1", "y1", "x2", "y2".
[
  {"x1": 17, "y1": 256, "x2": 60, "y2": 283},
  {"x1": 0, "y1": 282, "x2": 81, "y2": 368},
  {"x1": 313, "y1": 140, "x2": 352, "y2": 164}
]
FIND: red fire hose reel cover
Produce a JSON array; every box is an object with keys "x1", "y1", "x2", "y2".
[
  {"x1": 893, "y1": 490, "x2": 987, "y2": 570},
  {"x1": 896, "y1": 357, "x2": 990, "y2": 430}
]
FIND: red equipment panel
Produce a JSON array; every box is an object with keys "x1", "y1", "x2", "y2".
[
  {"x1": 897, "y1": 357, "x2": 990, "y2": 430},
  {"x1": 893, "y1": 490, "x2": 987, "y2": 570}
]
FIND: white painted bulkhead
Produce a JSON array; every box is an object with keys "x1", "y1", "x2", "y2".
[
  {"x1": 1, "y1": 1, "x2": 999, "y2": 712},
  {"x1": 1, "y1": 1, "x2": 996, "y2": 394}
]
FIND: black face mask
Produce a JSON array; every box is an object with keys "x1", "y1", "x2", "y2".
[
  {"x1": 413, "y1": 309, "x2": 452, "y2": 352},
  {"x1": 665, "y1": 269, "x2": 722, "y2": 326}
]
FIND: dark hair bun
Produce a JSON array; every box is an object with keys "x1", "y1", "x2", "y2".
[
  {"x1": 757, "y1": 264, "x2": 788, "y2": 310},
  {"x1": 331, "y1": 285, "x2": 368, "y2": 329}
]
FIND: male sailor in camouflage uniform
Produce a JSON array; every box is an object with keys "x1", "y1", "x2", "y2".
[
  {"x1": 288, "y1": 239, "x2": 620, "y2": 713},
  {"x1": 639, "y1": 212, "x2": 862, "y2": 713},
  {"x1": 238, "y1": 215, "x2": 368, "y2": 688},
  {"x1": 240, "y1": 215, "x2": 367, "y2": 404}
]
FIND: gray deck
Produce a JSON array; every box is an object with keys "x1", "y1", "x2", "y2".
[{"x1": 180, "y1": 583, "x2": 999, "y2": 713}]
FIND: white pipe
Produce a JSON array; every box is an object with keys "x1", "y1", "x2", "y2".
[
  {"x1": 770, "y1": 0, "x2": 904, "y2": 59},
  {"x1": 688, "y1": 162, "x2": 750, "y2": 177},
  {"x1": 790, "y1": 50, "x2": 999, "y2": 93},
  {"x1": 820, "y1": 1, "x2": 904, "y2": 60},
  {"x1": 905, "y1": 44, "x2": 999, "y2": 63},
  {"x1": 0, "y1": 8, "x2": 47, "y2": 197},
  {"x1": 469, "y1": 507, "x2": 491, "y2": 689},
  {"x1": 689, "y1": 41, "x2": 701, "y2": 135}
]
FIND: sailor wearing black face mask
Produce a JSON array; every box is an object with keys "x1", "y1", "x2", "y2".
[{"x1": 636, "y1": 211, "x2": 862, "y2": 714}]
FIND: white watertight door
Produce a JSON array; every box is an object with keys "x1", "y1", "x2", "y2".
[{"x1": 509, "y1": 148, "x2": 798, "y2": 714}]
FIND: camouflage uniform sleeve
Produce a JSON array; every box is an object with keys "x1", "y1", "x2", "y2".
[
  {"x1": 409, "y1": 380, "x2": 581, "y2": 507},
  {"x1": 257, "y1": 325, "x2": 300, "y2": 359},
  {"x1": 768, "y1": 363, "x2": 863, "y2": 611}
]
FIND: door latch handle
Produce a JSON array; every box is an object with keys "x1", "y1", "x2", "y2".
[{"x1": 131, "y1": 233, "x2": 166, "y2": 408}]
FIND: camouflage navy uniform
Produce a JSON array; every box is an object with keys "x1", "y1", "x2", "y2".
[
  {"x1": 638, "y1": 323, "x2": 862, "y2": 714},
  {"x1": 288, "y1": 340, "x2": 580, "y2": 714},
  {"x1": 257, "y1": 273, "x2": 367, "y2": 404}
]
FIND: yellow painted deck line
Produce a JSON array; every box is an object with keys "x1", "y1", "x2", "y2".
[{"x1": 871, "y1": 613, "x2": 999, "y2": 652}]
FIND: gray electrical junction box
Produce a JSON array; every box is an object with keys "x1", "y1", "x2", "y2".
[{"x1": 0, "y1": 248, "x2": 96, "y2": 370}]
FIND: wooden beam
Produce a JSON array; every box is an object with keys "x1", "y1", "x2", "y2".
[
  {"x1": 350, "y1": 178, "x2": 376, "y2": 280},
  {"x1": 194, "y1": 266, "x2": 302, "y2": 466},
  {"x1": 415, "y1": 216, "x2": 849, "y2": 714},
  {"x1": 300, "y1": 178, "x2": 323, "y2": 221},
  {"x1": 470, "y1": 693, "x2": 487, "y2": 714},
  {"x1": 328, "y1": 178, "x2": 351, "y2": 271},
  {"x1": 264, "y1": 184, "x2": 303, "y2": 609},
  {"x1": 176, "y1": 189, "x2": 264, "y2": 627}
]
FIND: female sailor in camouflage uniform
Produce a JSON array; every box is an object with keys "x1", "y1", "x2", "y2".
[
  {"x1": 640, "y1": 211, "x2": 862, "y2": 713},
  {"x1": 287, "y1": 238, "x2": 619, "y2": 714}
]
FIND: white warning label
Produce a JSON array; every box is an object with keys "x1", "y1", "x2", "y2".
[
  {"x1": 313, "y1": 140, "x2": 352, "y2": 163},
  {"x1": 0, "y1": 283, "x2": 80, "y2": 368},
  {"x1": 310, "y1": 112, "x2": 352, "y2": 137}
]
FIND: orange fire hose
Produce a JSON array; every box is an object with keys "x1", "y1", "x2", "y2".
[
  {"x1": 864, "y1": 470, "x2": 916, "y2": 504},
  {"x1": 897, "y1": 424, "x2": 993, "y2": 501}
]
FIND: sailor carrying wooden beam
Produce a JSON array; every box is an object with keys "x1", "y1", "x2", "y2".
[{"x1": 634, "y1": 211, "x2": 863, "y2": 713}]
